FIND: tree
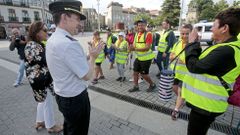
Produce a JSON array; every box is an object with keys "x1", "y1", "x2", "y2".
[
  {"x1": 188, "y1": 0, "x2": 215, "y2": 22},
  {"x1": 134, "y1": 13, "x2": 152, "y2": 24},
  {"x1": 213, "y1": 0, "x2": 229, "y2": 15},
  {"x1": 160, "y1": 0, "x2": 181, "y2": 27},
  {"x1": 232, "y1": 0, "x2": 240, "y2": 8}
]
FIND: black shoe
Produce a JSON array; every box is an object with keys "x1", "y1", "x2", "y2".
[
  {"x1": 147, "y1": 83, "x2": 156, "y2": 92},
  {"x1": 128, "y1": 86, "x2": 139, "y2": 92},
  {"x1": 120, "y1": 77, "x2": 126, "y2": 82},
  {"x1": 116, "y1": 77, "x2": 122, "y2": 81}
]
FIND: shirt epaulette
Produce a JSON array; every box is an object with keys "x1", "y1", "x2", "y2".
[{"x1": 65, "y1": 35, "x2": 77, "y2": 41}]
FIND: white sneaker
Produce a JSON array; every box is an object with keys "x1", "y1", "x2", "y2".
[{"x1": 129, "y1": 78, "x2": 144, "y2": 83}]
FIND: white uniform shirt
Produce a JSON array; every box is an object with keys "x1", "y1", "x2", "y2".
[{"x1": 46, "y1": 28, "x2": 89, "y2": 97}]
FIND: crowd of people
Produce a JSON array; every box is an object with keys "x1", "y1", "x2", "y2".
[{"x1": 8, "y1": 0, "x2": 240, "y2": 135}]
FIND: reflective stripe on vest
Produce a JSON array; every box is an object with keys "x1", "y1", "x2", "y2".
[
  {"x1": 134, "y1": 32, "x2": 155, "y2": 61},
  {"x1": 182, "y1": 40, "x2": 240, "y2": 113},
  {"x1": 115, "y1": 40, "x2": 128, "y2": 64},
  {"x1": 169, "y1": 40, "x2": 188, "y2": 80},
  {"x1": 158, "y1": 30, "x2": 171, "y2": 52}
]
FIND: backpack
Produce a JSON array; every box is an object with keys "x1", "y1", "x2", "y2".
[{"x1": 227, "y1": 75, "x2": 240, "y2": 107}]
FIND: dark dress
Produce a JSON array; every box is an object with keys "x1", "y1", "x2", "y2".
[{"x1": 24, "y1": 41, "x2": 54, "y2": 102}]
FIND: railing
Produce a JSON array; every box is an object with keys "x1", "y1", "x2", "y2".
[
  {"x1": 22, "y1": 17, "x2": 31, "y2": 23},
  {"x1": 8, "y1": 16, "x2": 18, "y2": 22}
]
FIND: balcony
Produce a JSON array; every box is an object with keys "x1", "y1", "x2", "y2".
[
  {"x1": 0, "y1": 16, "x2": 4, "y2": 22},
  {"x1": 8, "y1": 16, "x2": 18, "y2": 22},
  {"x1": 22, "y1": 17, "x2": 31, "y2": 23},
  {"x1": 0, "y1": 1, "x2": 29, "y2": 7}
]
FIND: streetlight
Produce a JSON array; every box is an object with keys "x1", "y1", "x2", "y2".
[
  {"x1": 178, "y1": 0, "x2": 184, "y2": 30},
  {"x1": 97, "y1": 0, "x2": 100, "y2": 31}
]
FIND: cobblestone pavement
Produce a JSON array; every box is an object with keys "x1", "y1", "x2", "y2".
[
  {"x1": 0, "y1": 60, "x2": 158, "y2": 135},
  {"x1": 0, "y1": 33, "x2": 239, "y2": 131}
]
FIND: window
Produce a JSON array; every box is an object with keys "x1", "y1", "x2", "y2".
[
  {"x1": 8, "y1": 9, "x2": 16, "y2": 17},
  {"x1": 22, "y1": 10, "x2": 29, "y2": 17},
  {"x1": 205, "y1": 26, "x2": 212, "y2": 32},
  {"x1": 34, "y1": 11, "x2": 40, "y2": 21}
]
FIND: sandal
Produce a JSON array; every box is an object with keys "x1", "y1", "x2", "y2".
[
  {"x1": 47, "y1": 124, "x2": 63, "y2": 133},
  {"x1": 171, "y1": 110, "x2": 179, "y2": 121},
  {"x1": 98, "y1": 76, "x2": 105, "y2": 80},
  {"x1": 35, "y1": 122, "x2": 45, "y2": 131},
  {"x1": 91, "y1": 78, "x2": 98, "y2": 84}
]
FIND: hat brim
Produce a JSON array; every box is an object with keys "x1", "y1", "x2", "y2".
[{"x1": 63, "y1": 8, "x2": 86, "y2": 20}]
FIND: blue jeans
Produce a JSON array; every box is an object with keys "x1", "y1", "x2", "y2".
[
  {"x1": 156, "y1": 52, "x2": 170, "y2": 72},
  {"x1": 15, "y1": 59, "x2": 25, "y2": 84}
]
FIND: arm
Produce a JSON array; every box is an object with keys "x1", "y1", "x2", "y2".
[
  {"x1": 165, "y1": 31, "x2": 176, "y2": 53},
  {"x1": 185, "y1": 43, "x2": 236, "y2": 76}
]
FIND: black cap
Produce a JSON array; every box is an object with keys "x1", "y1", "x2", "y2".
[
  {"x1": 49, "y1": 0, "x2": 86, "y2": 20},
  {"x1": 134, "y1": 19, "x2": 147, "y2": 25}
]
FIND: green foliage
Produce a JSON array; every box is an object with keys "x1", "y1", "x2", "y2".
[
  {"x1": 134, "y1": 13, "x2": 151, "y2": 23},
  {"x1": 160, "y1": 0, "x2": 181, "y2": 27},
  {"x1": 232, "y1": 0, "x2": 240, "y2": 8},
  {"x1": 213, "y1": 0, "x2": 229, "y2": 15}
]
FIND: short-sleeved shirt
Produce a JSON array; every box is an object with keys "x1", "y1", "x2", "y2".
[
  {"x1": 137, "y1": 32, "x2": 153, "y2": 45},
  {"x1": 46, "y1": 28, "x2": 89, "y2": 97}
]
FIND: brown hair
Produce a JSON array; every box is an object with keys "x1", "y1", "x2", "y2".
[
  {"x1": 215, "y1": 8, "x2": 240, "y2": 37},
  {"x1": 28, "y1": 21, "x2": 45, "y2": 43},
  {"x1": 182, "y1": 24, "x2": 193, "y2": 31}
]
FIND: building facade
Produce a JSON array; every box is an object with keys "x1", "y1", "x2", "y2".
[{"x1": 0, "y1": 0, "x2": 55, "y2": 38}]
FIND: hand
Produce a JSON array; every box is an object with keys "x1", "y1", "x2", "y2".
[
  {"x1": 88, "y1": 41, "x2": 105, "y2": 60},
  {"x1": 188, "y1": 28, "x2": 199, "y2": 43},
  {"x1": 129, "y1": 45, "x2": 135, "y2": 51},
  {"x1": 11, "y1": 35, "x2": 15, "y2": 41},
  {"x1": 162, "y1": 52, "x2": 167, "y2": 57}
]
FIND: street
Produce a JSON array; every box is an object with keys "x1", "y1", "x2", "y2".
[{"x1": 0, "y1": 34, "x2": 235, "y2": 135}]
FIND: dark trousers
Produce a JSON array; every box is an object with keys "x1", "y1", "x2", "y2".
[
  {"x1": 156, "y1": 52, "x2": 170, "y2": 72},
  {"x1": 187, "y1": 109, "x2": 220, "y2": 135},
  {"x1": 55, "y1": 90, "x2": 90, "y2": 135}
]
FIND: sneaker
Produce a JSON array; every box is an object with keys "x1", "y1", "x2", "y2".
[
  {"x1": 98, "y1": 76, "x2": 105, "y2": 80},
  {"x1": 91, "y1": 79, "x2": 98, "y2": 84},
  {"x1": 171, "y1": 110, "x2": 179, "y2": 120},
  {"x1": 128, "y1": 86, "x2": 140, "y2": 92},
  {"x1": 146, "y1": 83, "x2": 156, "y2": 92},
  {"x1": 13, "y1": 83, "x2": 20, "y2": 87},
  {"x1": 120, "y1": 77, "x2": 126, "y2": 82},
  {"x1": 129, "y1": 78, "x2": 134, "y2": 82},
  {"x1": 116, "y1": 77, "x2": 122, "y2": 81}
]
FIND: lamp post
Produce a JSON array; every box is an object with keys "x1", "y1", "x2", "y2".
[
  {"x1": 97, "y1": 0, "x2": 100, "y2": 31},
  {"x1": 178, "y1": 0, "x2": 184, "y2": 30}
]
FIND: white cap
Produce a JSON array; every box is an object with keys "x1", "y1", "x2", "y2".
[
  {"x1": 118, "y1": 32, "x2": 125, "y2": 38},
  {"x1": 50, "y1": 24, "x2": 56, "y2": 29}
]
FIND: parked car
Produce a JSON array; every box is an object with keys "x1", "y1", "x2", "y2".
[{"x1": 194, "y1": 22, "x2": 213, "y2": 45}]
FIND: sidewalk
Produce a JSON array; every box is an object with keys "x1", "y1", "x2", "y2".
[
  {"x1": 0, "y1": 58, "x2": 224, "y2": 135},
  {"x1": 0, "y1": 36, "x2": 239, "y2": 134}
]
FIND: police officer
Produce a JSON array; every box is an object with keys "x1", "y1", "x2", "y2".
[
  {"x1": 46, "y1": 1, "x2": 104, "y2": 134},
  {"x1": 182, "y1": 8, "x2": 240, "y2": 135},
  {"x1": 128, "y1": 19, "x2": 156, "y2": 92},
  {"x1": 156, "y1": 19, "x2": 176, "y2": 77}
]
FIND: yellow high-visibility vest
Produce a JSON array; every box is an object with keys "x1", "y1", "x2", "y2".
[
  {"x1": 134, "y1": 32, "x2": 155, "y2": 61},
  {"x1": 170, "y1": 40, "x2": 188, "y2": 81},
  {"x1": 182, "y1": 40, "x2": 240, "y2": 113},
  {"x1": 158, "y1": 30, "x2": 171, "y2": 52},
  {"x1": 115, "y1": 39, "x2": 128, "y2": 64}
]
